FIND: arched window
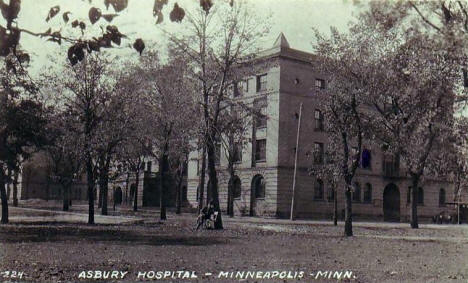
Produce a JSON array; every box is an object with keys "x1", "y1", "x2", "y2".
[
  {"x1": 314, "y1": 179, "x2": 324, "y2": 200},
  {"x1": 233, "y1": 176, "x2": 242, "y2": 199},
  {"x1": 353, "y1": 182, "x2": 361, "y2": 202},
  {"x1": 439, "y1": 188, "x2": 446, "y2": 207},
  {"x1": 252, "y1": 175, "x2": 265, "y2": 199},
  {"x1": 364, "y1": 183, "x2": 372, "y2": 203},
  {"x1": 417, "y1": 187, "x2": 424, "y2": 205}
]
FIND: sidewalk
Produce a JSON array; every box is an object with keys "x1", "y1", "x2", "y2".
[
  {"x1": 11, "y1": 199, "x2": 468, "y2": 229},
  {"x1": 8, "y1": 206, "x2": 144, "y2": 224}
]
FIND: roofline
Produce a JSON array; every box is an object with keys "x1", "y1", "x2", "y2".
[{"x1": 246, "y1": 45, "x2": 317, "y2": 65}]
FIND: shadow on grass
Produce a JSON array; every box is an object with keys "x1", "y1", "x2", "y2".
[{"x1": 0, "y1": 223, "x2": 228, "y2": 246}]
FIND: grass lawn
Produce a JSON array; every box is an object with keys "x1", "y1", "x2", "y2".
[{"x1": 0, "y1": 206, "x2": 467, "y2": 282}]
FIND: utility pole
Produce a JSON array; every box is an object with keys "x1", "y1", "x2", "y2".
[{"x1": 290, "y1": 103, "x2": 303, "y2": 221}]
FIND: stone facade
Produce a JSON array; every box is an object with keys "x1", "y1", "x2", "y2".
[{"x1": 187, "y1": 33, "x2": 462, "y2": 222}]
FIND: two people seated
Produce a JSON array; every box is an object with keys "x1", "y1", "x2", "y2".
[{"x1": 196, "y1": 200, "x2": 218, "y2": 230}]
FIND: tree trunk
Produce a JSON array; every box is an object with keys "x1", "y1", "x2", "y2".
[
  {"x1": 227, "y1": 147, "x2": 235, "y2": 218},
  {"x1": 333, "y1": 186, "x2": 338, "y2": 226},
  {"x1": 98, "y1": 186, "x2": 102, "y2": 208},
  {"x1": 6, "y1": 169, "x2": 11, "y2": 201},
  {"x1": 410, "y1": 174, "x2": 419, "y2": 229},
  {"x1": 125, "y1": 172, "x2": 129, "y2": 205},
  {"x1": 175, "y1": 167, "x2": 183, "y2": 215},
  {"x1": 100, "y1": 176, "x2": 108, "y2": 216},
  {"x1": 198, "y1": 146, "x2": 206, "y2": 212},
  {"x1": 344, "y1": 184, "x2": 352, "y2": 236},
  {"x1": 12, "y1": 170, "x2": 18, "y2": 207},
  {"x1": 63, "y1": 184, "x2": 70, "y2": 211},
  {"x1": 0, "y1": 169, "x2": 9, "y2": 224},
  {"x1": 227, "y1": 161, "x2": 235, "y2": 217},
  {"x1": 227, "y1": 178, "x2": 233, "y2": 217},
  {"x1": 133, "y1": 169, "x2": 139, "y2": 212},
  {"x1": 86, "y1": 157, "x2": 95, "y2": 225},
  {"x1": 159, "y1": 152, "x2": 168, "y2": 221},
  {"x1": 206, "y1": 138, "x2": 223, "y2": 230}
]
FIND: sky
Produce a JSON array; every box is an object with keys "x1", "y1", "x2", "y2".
[{"x1": 6, "y1": 0, "x2": 363, "y2": 77}]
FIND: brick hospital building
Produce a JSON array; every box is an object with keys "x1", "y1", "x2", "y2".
[{"x1": 186, "y1": 33, "x2": 464, "y2": 222}]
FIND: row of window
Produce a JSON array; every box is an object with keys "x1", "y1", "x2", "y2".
[
  {"x1": 311, "y1": 145, "x2": 372, "y2": 170},
  {"x1": 233, "y1": 74, "x2": 267, "y2": 97},
  {"x1": 316, "y1": 183, "x2": 448, "y2": 206},
  {"x1": 197, "y1": 175, "x2": 265, "y2": 201},
  {"x1": 314, "y1": 181, "x2": 373, "y2": 203},
  {"x1": 208, "y1": 141, "x2": 373, "y2": 170},
  {"x1": 199, "y1": 178, "x2": 448, "y2": 207},
  {"x1": 196, "y1": 139, "x2": 267, "y2": 175},
  {"x1": 233, "y1": 76, "x2": 326, "y2": 97},
  {"x1": 406, "y1": 187, "x2": 447, "y2": 206}
]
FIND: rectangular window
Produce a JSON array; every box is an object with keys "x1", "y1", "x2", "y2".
[
  {"x1": 255, "y1": 139, "x2": 266, "y2": 162},
  {"x1": 314, "y1": 142, "x2": 324, "y2": 164},
  {"x1": 245, "y1": 79, "x2": 251, "y2": 93},
  {"x1": 257, "y1": 74, "x2": 267, "y2": 92},
  {"x1": 383, "y1": 154, "x2": 399, "y2": 177},
  {"x1": 327, "y1": 187, "x2": 335, "y2": 201},
  {"x1": 234, "y1": 81, "x2": 245, "y2": 97},
  {"x1": 361, "y1": 149, "x2": 372, "y2": 169},
  {"x1": 315, "y1": 78, "x2": 325, "y2": 89},
  {"x1": 233, "y1": 143, "x2": 242, "y2": 163},
  {"x1": 314, "y1": 109, "x2": 324, "y2": 131},
  {"x1": 254, "y1": 99, "x2": 267, "y2": 128},
  {"x1": 147, "y1": 161, "x2": 152, "y2": 172},
  {"x1": 231, "y1": 104, "x2": 242, "y2": 121},
  {"x1": 196, "y1": 159, "x2": 200, "y2": 176}
]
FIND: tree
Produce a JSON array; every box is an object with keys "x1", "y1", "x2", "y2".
[
  {"x1": 0, "y1": 55, "x2": 47, "y2": 223},
  {"x1": 315, "y1": 5, "x2": 462, "y2": 230},
  {"x1": 313, "y1": 28, "x2": 370, "y2": 236},
  {"x1": 167, "y1": 0, "x2": 269, "y2": 229},
  {"x1": 46, "y1": 52, "x2": 115, "y2": 224},
  {"x1": 113, "y1": 71, "x2": 152, "y2": 212},
  {"x1": 94, "y1": 69, "x2": 140, "y2": 215},
  {"x1": 130, "y1": 50, "x2": 196, "y2": 220},
  {"x1": 44, "y1": 109, "x2": 83, "y2": 211},
  {"x1": 117, "y1": 140, "x2": 147, "y2": 212},
  {"x1": 438, "y1": 116, "x2": 468, "y2": 224},
  {"x1": 356, "y1": 9, "x2": 462, "y2": 228},
  {"x1": 0, "y1": 0, "x2": 191, "y2": 65},
  {"x1": 309, "y1": 149, "x2": 341, "y2": 226},
  {"x1": 218, "y1": 99, "x2": 251, "y2": 217}
]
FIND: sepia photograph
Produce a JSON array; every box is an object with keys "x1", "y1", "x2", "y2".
[{"x1": 0, "y1": 0, "x2": 468, "y2": 282}]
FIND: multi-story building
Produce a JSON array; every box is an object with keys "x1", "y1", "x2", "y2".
[{"x1": 186, "y1": 33, "x2": 463, "y2": 222}]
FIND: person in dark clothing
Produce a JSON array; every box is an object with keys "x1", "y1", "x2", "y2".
[{"x1": 196, "y1": 200, "x2": 215, "y2": 230}]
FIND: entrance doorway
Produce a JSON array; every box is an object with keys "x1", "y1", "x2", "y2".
[
  {"x1": 114, "y1": 187, "x2": 122, "y2": 205},
  {"x1": 383, "y1": 183, "x2": 400, "y2": 222},
  {"x1": 250, "y1": 175, "x2": 265, "y2": 216}
]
